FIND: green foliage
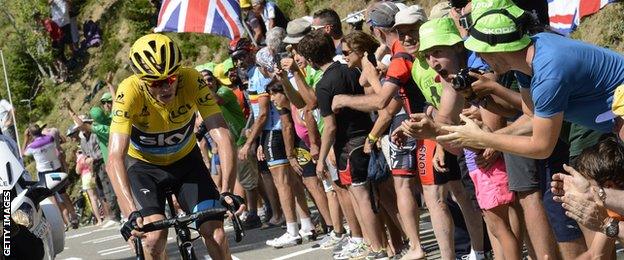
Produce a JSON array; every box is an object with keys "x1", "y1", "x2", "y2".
[
  {"x1": 571, "y1": 2, "x2": 624, "y2": 53},
  {"x1": 122, "y1": 0, "x2": 157, "y2": 42}
]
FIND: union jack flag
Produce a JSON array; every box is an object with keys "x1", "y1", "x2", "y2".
[
  {"x1": 548, "y1": 0, "x2": 616, "y2": 36},
  {"x1": 155, "y1": 0, "x2": 244, "y2": 40}
]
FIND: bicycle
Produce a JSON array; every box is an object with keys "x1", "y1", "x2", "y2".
[{"x1": 132, "y1": 190, "x2": 245, "y2": 260}]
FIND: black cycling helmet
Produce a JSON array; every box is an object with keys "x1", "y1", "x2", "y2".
[{"x1": 229, "y1": 38, "x2": 254, "y2": 60}]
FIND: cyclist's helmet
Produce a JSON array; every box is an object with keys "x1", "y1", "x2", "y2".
[
  {"x1": 129, "y1": 34, "x2": 182, "y2": 81},
  {"x1": 229, "y1": 38, "x2": 254, "y2": 60}
]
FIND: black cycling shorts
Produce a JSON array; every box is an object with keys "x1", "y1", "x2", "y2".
[
  {"x1": 126, "y1": 146, "x2": 222, "y2": 225},
  {"x1": 296, "y1": 140, "x2": 317, "y2": 178},
  {"x1": 261, "y1": 130, "x2": 289, "y2": 168}
]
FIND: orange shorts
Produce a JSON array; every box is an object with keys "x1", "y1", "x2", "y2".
[{"x1": 417, "y1": 140, "x2": 461, "y2": 185}]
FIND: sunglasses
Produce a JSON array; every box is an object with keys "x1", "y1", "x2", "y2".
[
  {"x1": 101, "y1": 101, "x2": 112, "y2": 104},
  {"x1": 148, "y1": 75, "x2": 178, "y2": 89},
  {"x1": 311, "y1": 25, "x2": 325, "y2": 30},
  {"x1": 342, "y1": 49, "x2": 352, "y2": 56}
]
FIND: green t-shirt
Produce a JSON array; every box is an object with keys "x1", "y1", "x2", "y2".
[
  {"x1": 92, "y1": 123, "x2": 110, "y2": 162},
  {"x1": 304, "y1": 66, "x2": 325, "y2": 134},
  {"x1": 216, "y1": 86, "x2": 246, "y2": 146},
  {"x1": 411, "y1": 57, "x2": 443, "y2": 109},
  {"x1": 567, "y1": 123, "x2": 604, "y2": 158}
]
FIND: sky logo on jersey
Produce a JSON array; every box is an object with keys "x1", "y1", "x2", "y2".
[{"x1": 131, "y1": 114, "x2": 196, "y2": 152}]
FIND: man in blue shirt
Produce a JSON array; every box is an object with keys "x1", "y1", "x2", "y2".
[{"x1": 433, "y1": 3, "x2": 624, "y2": 160}]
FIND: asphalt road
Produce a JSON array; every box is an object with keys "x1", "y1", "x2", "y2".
[{"x1": 56, "y1": 211, "x2": 443, "y2": 260}]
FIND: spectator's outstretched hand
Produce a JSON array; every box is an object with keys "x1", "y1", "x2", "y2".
[
  {"x1": 468, "y1": 71, "x2": 497, "y2": 99},
  {"x1": 105, "y1": 72, "x2": 114, "y2": 84},
  {"x1": 438, "y1": 114, "x2": 487, "y2": 149},
  {"x1": 561, "y1": 187, "x2": 608, "y2": 232},
  {"x1": 394, "y1": 113, "x2": 437, "y2": 141},
  {"x1": 552, "y1": 164, "x2": 592, "y2": 202}
]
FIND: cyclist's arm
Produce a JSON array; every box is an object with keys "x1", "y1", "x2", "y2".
[
  {"x1": 106, "y1": 133, "x2": 137, "y2": 216},
  {"x1": 204, "y1": 113, "x2": 236, "y2": 193}
]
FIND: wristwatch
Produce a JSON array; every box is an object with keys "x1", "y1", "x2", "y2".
[{"x1": 604, "y1": 217, "x2": 620, "y2": 238}]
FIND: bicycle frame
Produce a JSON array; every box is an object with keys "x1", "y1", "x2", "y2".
[{"x1": 165, "y1": 192, "x2": 197, "y2": 260}]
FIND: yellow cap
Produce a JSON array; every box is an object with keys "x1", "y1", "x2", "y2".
[
  {"x1": 214, "y1": 63, "x2": 232, "y2": 86},
  {"x1": 240, "y1": 0, "x2": 251, "y2": 9}
]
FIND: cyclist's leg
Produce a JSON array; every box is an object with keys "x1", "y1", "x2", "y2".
[
  {"x1": 173, "y1": 147, "x2": 226, "y2": 258},
  {"x1": 126, "y1": 160, "x2": 171, "y2": 258}
]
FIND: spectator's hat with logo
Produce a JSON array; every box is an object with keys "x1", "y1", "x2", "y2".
[
  {"x1": 283, "y1": 18, "x2": 312, "y2": 44},
  {"x1": 100, "y1": 92, "x2": 113, "y2": 103},
  {"x1": 393, "y1": 5, "x2": 427, "y2": 28},
  {"x1": 368, "y1": 1, "x2": 401, "y2": 28},
  {"x1": 429, "y1": 1, "x2": 452, "y2": 19},
  {"x1": 464, "y1": 0, "x2": 530, "y2": 53},
  {"x1": 419, "y1": 17, "x2": 463, "y2": 52},
  {"x1": 596, "y1": 85, "x2": 624, "y2": 123}
]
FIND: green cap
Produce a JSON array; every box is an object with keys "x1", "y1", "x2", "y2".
[
  {"x1": 100, "y1": 92, "x2": 113, "y2": 102},
  {"x1": 195, "y1": 62, "x2": 216, "y2": 73},
  {"x1": 470, "y1": 0, "x2": 520, "y2": 20},
  {"x1": 419, "y1": 18, "x2": 463, "y2": 52},
  {"x1": 464, "y1": 3, "x2": 530, "y2": 53},
  {"x1": 222, "y1": 58, "x2": 235, "y2": 72}
]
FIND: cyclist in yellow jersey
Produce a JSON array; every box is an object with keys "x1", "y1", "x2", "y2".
[{"x1": 107, "y1": 34, "x2": 242, "y2": 260}]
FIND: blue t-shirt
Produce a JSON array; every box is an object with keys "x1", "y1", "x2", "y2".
[
  {"x1": 520, "y1": 33, "x2": 624, "y2": 132},
  {"x1": 248, "y1": 68, "x2": 282, "y2": 131}
]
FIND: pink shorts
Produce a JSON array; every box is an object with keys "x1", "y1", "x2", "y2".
[{"x1": 469, "y1": 159, "x2": 514, "y2": 210}]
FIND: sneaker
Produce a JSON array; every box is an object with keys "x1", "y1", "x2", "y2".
[
  {"x1": 366, "y1": 249, "x2": 389, "y2": 260},
  {"x1": 332, "y1": 236, "x2": 351, "y2": 255},
  {"x1": 318, "y1": 231, "x2": 344, "y2": 249},
  {"x1": 334, "y1": 240, "x2": 367, "y2": 260},
  {"x1": 266, "y1": 232, "x2": 302, "y2": 248},
  {"x1": 299, "y1": 229, "x2": 318, "y2": 241},
  {"x1": 243, "y1": 214, "x2": 262, "y2": 229}
]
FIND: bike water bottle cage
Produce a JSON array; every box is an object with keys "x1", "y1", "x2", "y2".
[{"x1": 469, "y1": 9, "x2": 528, "y2": 46}]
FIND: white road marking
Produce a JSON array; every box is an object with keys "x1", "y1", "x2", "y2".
[
  {"x1": 82, "y1": 234, "x2": 119, "y2": 244},
  {"x1": 203, "y1": 254, "x2": 241, "y2": 260},
  {"x1": 272, "y1": 247, "x2": 320, "y2": 260},
  {"x1": 98, "y1": 245, "x2": 129, "y2": 254},
  {"x1": 61, "y1": 258, "x2": 83, "y2": 260},
  {"x1": 65, "y1": 227, "x2": 119, "y2": 239}
]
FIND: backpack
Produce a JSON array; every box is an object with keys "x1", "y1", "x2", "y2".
[{"x1": 81, "y1": 20, "x2": 101, "y2": 48}]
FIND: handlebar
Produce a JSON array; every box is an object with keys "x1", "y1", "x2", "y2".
[{"x1": 137, "y1": 208, "x2": 228, "y2": 233}]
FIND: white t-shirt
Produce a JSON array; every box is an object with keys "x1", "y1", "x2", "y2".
[
  {"x1": 261, "y1": 2, "x2": 277, "y2": 30},
  {"x1": 24, "y1": 135, "x2": 62, "y2": 172},
  {"x1": 0, "y1": 99, "x2": 13, "y2": 132},
  {"x1": 50, "y1": 0, "x2": 70, "y2": 27}
]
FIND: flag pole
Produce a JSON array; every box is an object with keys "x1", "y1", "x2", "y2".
[
  {"x1": 0, "y1": 49, "x2": 20, "y2": 150},
  {"x1": 240, "y1": 12, "x2": 259, "y2": 47}
]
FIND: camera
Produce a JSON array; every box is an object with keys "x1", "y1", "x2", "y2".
[
  {"x1": 451, "y1": 68, "x2": 481, "y2": 92},
  {"x1": 449, "y1": 0, "x2": 469, "y2": 9}
]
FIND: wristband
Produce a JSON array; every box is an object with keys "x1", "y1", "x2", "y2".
[{"x1": 367, "y1": 133, "x2": 379, "y2": 143}]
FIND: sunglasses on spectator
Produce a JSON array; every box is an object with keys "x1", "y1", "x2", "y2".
[
  {"x1": 342, "y1": 49, "x2": 353, "y2": 56},
  {"x1": 101, "y1": 100, "x2": 112, "y2": 104},
  {"x1": 148, "y1": 75, "x2": 178, "y2": 90}
]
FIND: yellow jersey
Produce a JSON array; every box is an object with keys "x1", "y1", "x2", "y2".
[{"x1": 110, "y1": 67, "x2": 221, "y2": 165}]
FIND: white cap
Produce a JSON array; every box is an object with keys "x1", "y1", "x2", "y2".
[{"x1": 393, "y1": 5, "x2": 427, "y2": 28}]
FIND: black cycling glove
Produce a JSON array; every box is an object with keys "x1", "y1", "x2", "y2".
[
  {"x1": 219, "y1": 192, "x2": 245, "y2": 212},
  {"x1": 120, "y1": 211, "x2": 142, "y2": 241}
]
